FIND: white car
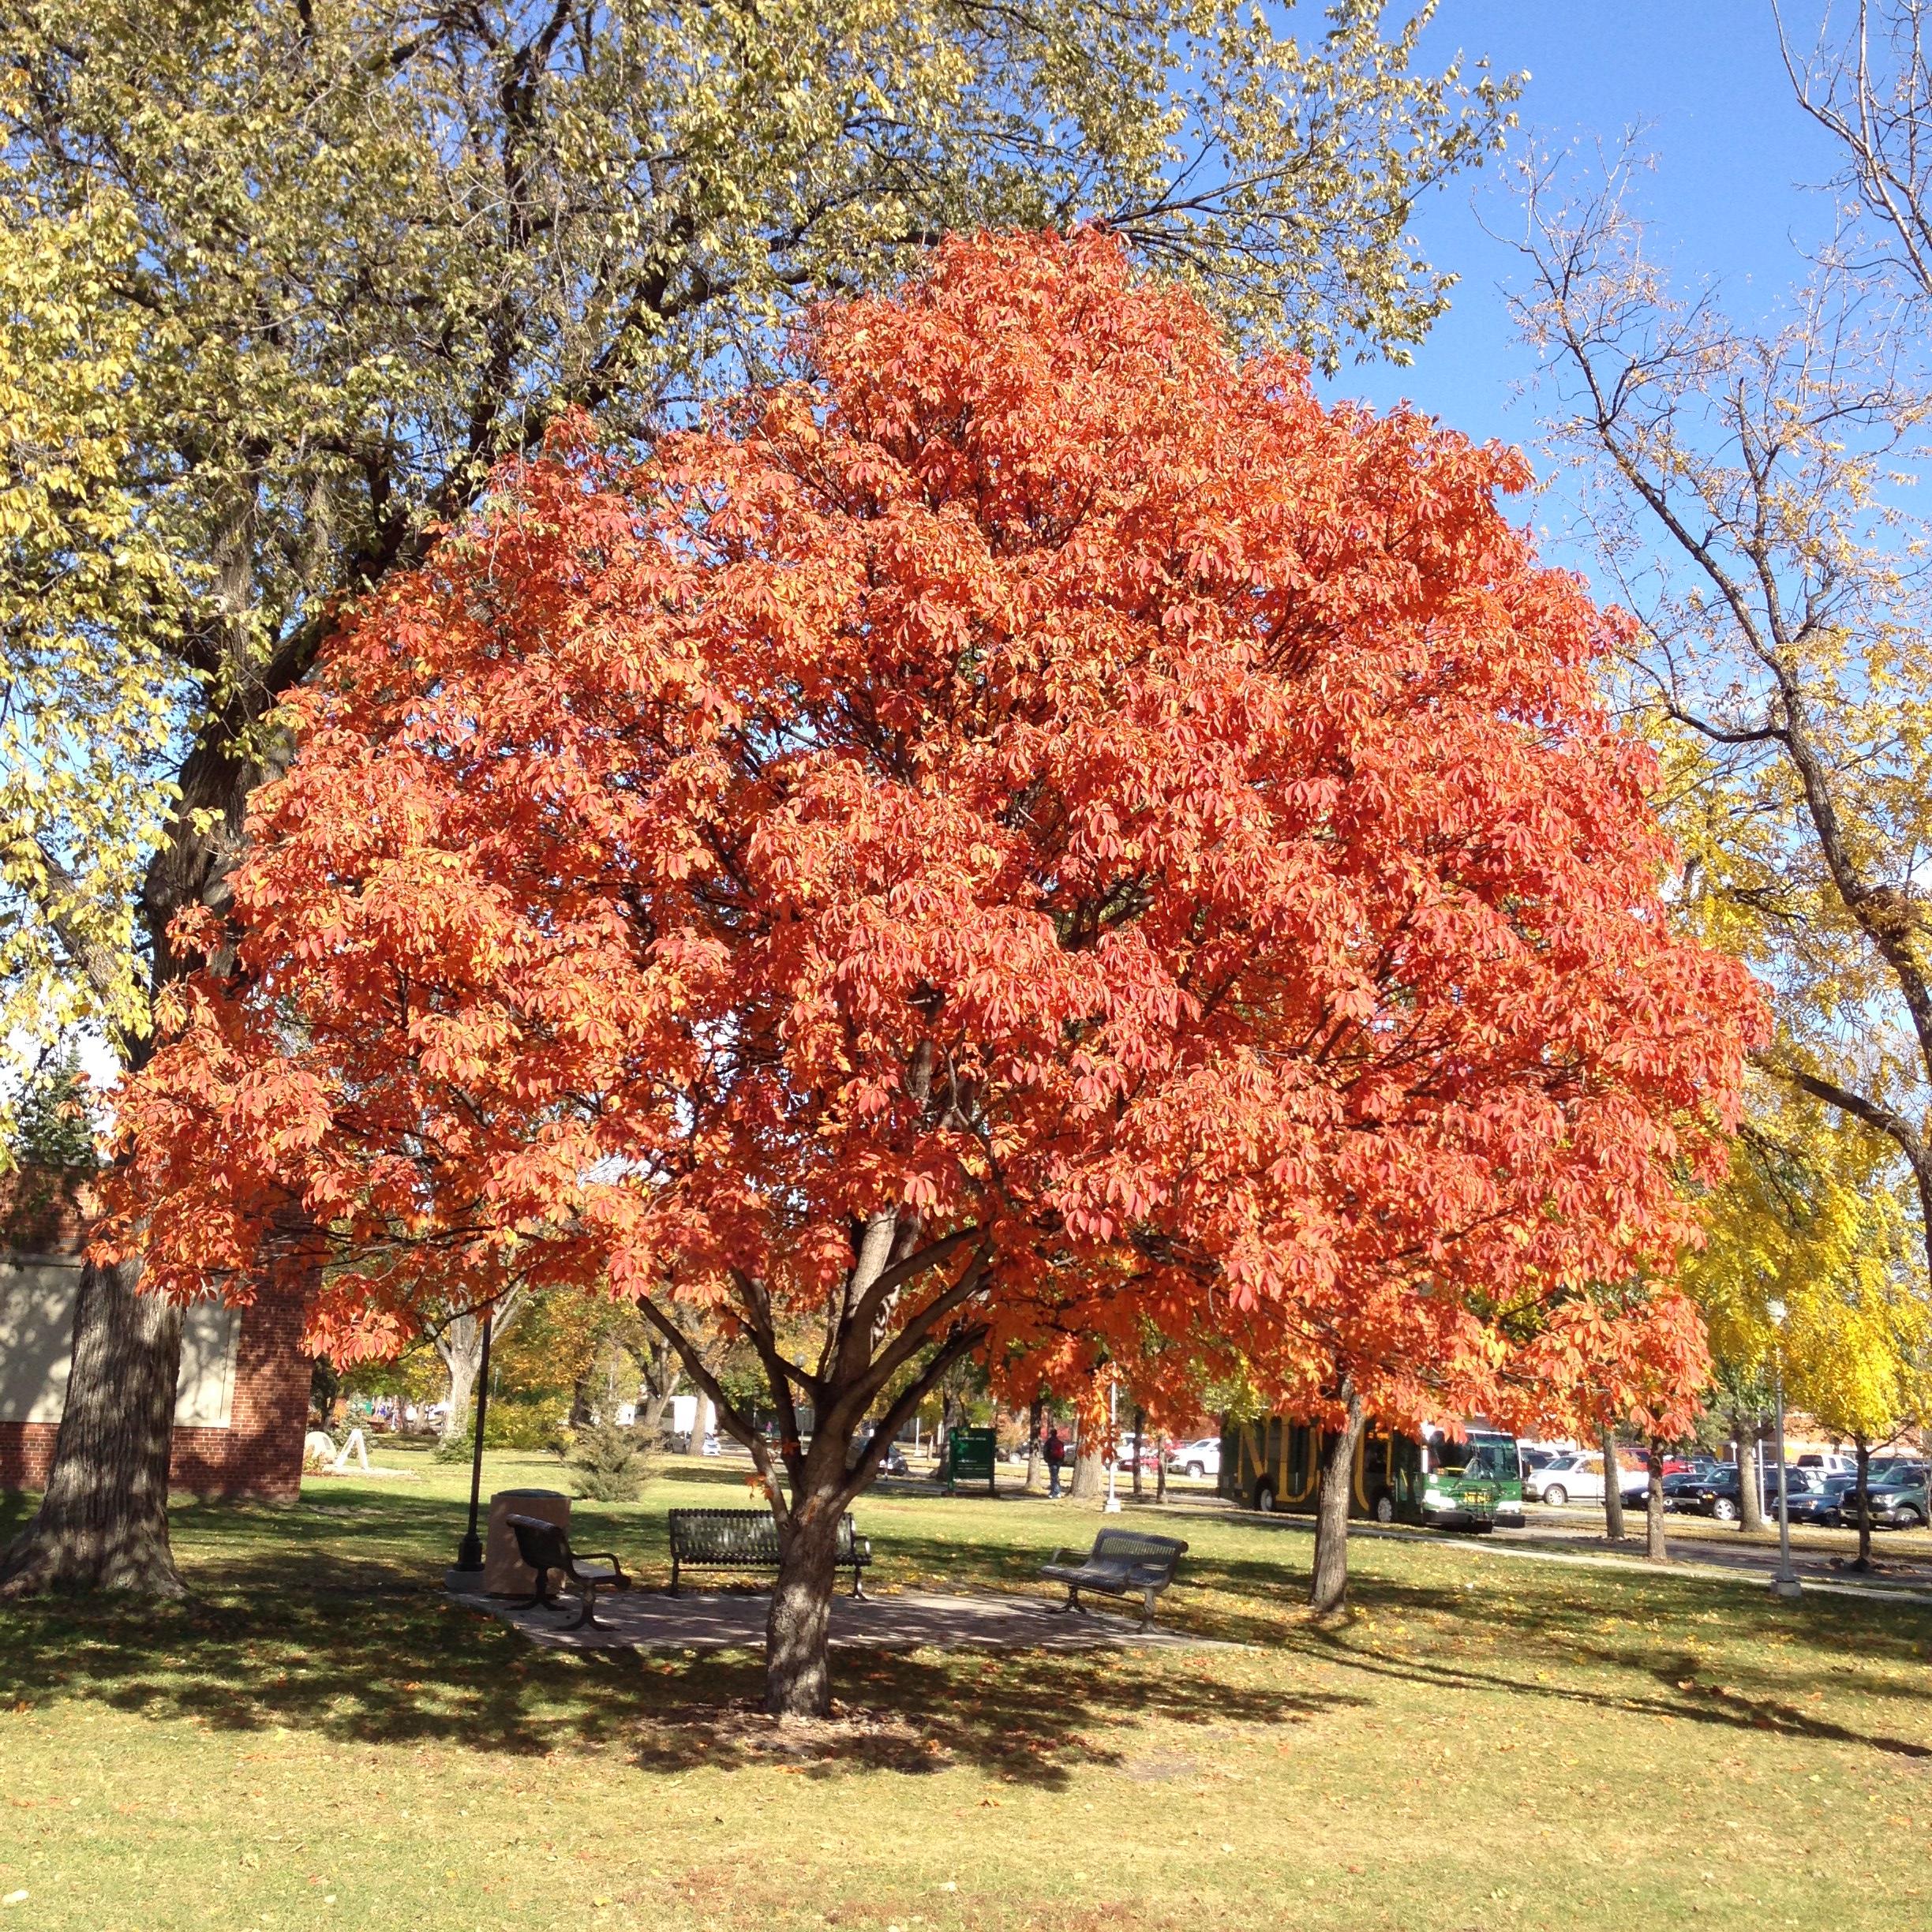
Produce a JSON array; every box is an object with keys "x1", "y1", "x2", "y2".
[
  {"x1": 1166, "y1": 1437, "x2": 1221, "y2": 1479},
  {"x1": 1523, "y1": 1451, "x2": 1608, "y2": 1507}
]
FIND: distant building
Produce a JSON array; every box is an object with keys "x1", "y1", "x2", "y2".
[{"x1": 0, "y1": 1170, "x2": 314, "y2": 1501}]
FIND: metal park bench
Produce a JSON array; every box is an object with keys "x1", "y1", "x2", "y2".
[
  {"x1": 1040, "y1": 1528, "x2": 1188, "y2": 1631},
  {"x1": 505, "y1": 1514, "x2": 632, "y2": 1631},
  {"x1": 666, "y1": 1507, "x2": 872, "y2": 1598}
]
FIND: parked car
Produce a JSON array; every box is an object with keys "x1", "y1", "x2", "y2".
[
  {"x1": 1847, "y1": 1471, "x2": 1929, "y2": 1530},
  {"x1": 1784, "y1": 1475, "x2": 1857, "y2": 1526},
  {"x1": 1607, "y1": 1467, "x2": 1717, "y2": 1512},
  {"x1": 1694, "y1": 1465, "x2": 1821, "y2": 1522},
  {"x1": 1113, "y1": 1447, "x2": 1163, "y2": 1473},
  {"x1": 1795, "y1": 1452, "x2": 1857, "y2": 1477},
  {"x1": 1518, "y1": 1445, "x2": 1567, "y2": 1477},
  {"x1": 1656, "y1": 1467, "x2": 1731, "y2": 1513},
  {"x1": 1870, "y1": 1458, "x2": 1930, "y2": 1488},
  {"x1": 1167, "y1": 1437, "x2": 1222, "y2": 1479},
  {"x1": 1523, "y1": 1451, "x2": 1608, "y2": 1506}
]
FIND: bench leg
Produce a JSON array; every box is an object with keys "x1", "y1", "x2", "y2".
[
  {"x1": 850, "y1": 1563, "x2": 867, "y2": 1601},
  {"x1": 519, "y1": 1565, "x2": 561, "y2": 1612},
  {"x1": 564, "y1": 1579, "x2": 615, "y2": 1632},
  {"x1": 1141, "y1": 1586, "x2": 1157, "y2": 1633},
  {"x1": 669, "y1": 1555, "x2": 680, "y2": 1598}
]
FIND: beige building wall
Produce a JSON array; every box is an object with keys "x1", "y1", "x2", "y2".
[{"x1": 0, "y1": 1254, "x2": 239, "y2": 1428}]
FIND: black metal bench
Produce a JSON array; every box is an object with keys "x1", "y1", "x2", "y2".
[
  {"x1": 666, "y1": 1507, "x2": 872, "y2": 1598},
  {"x1": 505, "y1": 1515, "x2": 631, "y2": 1631},
  {"x1": 1041, "y1": 1528, "x2": 1188, "y2": 1631}
]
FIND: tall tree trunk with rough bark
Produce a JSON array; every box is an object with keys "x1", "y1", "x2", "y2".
[
  {"x1": 1601, "y1": 1425, "x2": 1626, "y2": 1541},
  {"x1": 1645, "y1": 1438, "x2": 1670, "y2": 1562},
  {"x1": 1069, "y1": 1432, "x2": 1103, "y2": 1501},
  {"x1": 1309, "y1": 1391, "x2": 1365, "y2": 1614},
  {"x1": 1736, "y1": 1417, "x2": 1765, "y2": 1534},
  {"x1": 765, "y1": 1480, "x2": 844, "y2": 1718},
  {"x1": 0, "y1": 1257, "x2": 185, "y2": 1597}
]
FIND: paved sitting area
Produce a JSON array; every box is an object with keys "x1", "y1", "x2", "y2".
[{"x1": 447, "y1": 1578, "x2": 1215, "y2": 1653}]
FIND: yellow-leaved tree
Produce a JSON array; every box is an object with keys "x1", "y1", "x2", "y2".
[
  {"x1": 0, "y1": 143, "x2": 183, "y2": 1076},
  {"x1": 1684, "y1": 1092, "x2": 1931, "y2": 1567}
]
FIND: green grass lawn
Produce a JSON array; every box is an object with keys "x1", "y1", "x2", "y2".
[{"x1": 3, "y1": 1446, "x2": 1930, "y2": 1932}]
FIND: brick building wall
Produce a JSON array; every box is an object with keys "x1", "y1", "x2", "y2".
[{"x1": 0, "y1": 1173, "x2": 316, "y2": 1501}]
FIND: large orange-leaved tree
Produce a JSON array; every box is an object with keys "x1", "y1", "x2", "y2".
[{"x1": 107, "y1": 231, "x2": 1761, "y2": 1711}]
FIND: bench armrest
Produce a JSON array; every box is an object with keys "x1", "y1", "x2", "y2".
[{"x1": 569, "y1": 1552, "x2": 628, "y2": 1582}]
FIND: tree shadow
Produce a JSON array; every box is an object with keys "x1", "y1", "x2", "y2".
[
  {"x1": 1174, "y1": 1538, "x2": 1932, "y2": 1762},
  {"x1": 1294, "y1": 1604, "x2": 1932, "y2": 1760},
  {"x1": 0, "y1": 1491, "x2": 1352, "y2": 1789}
]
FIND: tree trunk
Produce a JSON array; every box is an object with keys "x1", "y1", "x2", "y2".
[
  {"x1": 0, "y1": 1256, "x2": 186, "y2": 1597},
  {"x1": 1023, "y1": 1395, "x2": 1043, "y2": 1494},
  {"x1": 436, "y1": 1295, "x2": 524, "y2": 1440},
  {"x1": 1069, "y1": 1439, "x2": 1103, "y2": 1500},
  {"x1": 1601, "y1": 1425, "x2": 1626, "y2": 1541},
  {"x1": 1309, "y1": 1392, "x2": 1365, "y2": 1614},
  {"x1": 1131, "y1": 1406, "x2": 1145, "y2": 1501},
  {"x1": 765, "y1": 1491, "x2": 843, "y2": 1719},
  {"x1": 1854, "y1": 1439, "x2": 1873, "y2": 1569},
  {"x1": 1645, "y1": 1438, "x2": 1669, "y2": 1562},
  {"x1": 691, "y1": 1389, "x2": 713, "y2": 1452},
  {"x1": 1736, "y1": 1419, "x2": 1765, "y2": 1534},
  {"x1": 1155, "y1": 1438, "x2": 1167, "y2": 1503},
  {"x1": 934, "y1": 1383, "x2": 962, "y2": 1480},
  {"x1": 440, "y1": 1311, "x2": 481, "y2": 1441},
  {"x1": 638, "y1": 1337, "x2": 679, "y2": 1439}
]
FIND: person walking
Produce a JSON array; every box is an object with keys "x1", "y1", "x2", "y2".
[{"x1": 1045, "y1": 1427, "x2": 1066, "y2": 1499}]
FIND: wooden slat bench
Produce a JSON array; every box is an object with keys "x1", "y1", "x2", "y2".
[
  {"x1": 667, "y1": 1508, "x2": 872, "y2": 1598},
  {"x1": 1040, "y1": 1528, "x2": 1187, "y2": 1631}
]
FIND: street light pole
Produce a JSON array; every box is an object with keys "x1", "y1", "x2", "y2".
[
  {"x1": 1766, "y1": 1298, "x2": 1802, "y2": 1601},
  {"x1": 452, "y1": 1305, "x2": 496, "y2": 1575}
]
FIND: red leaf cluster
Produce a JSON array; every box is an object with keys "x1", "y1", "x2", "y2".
[{"x1": 105, "y1": 230, "x2": 1765, "y2": 1434}]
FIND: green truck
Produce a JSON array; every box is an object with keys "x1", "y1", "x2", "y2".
[{"x1": 1220, "y1": 1417, "x2": 1524, "y2": 1530}]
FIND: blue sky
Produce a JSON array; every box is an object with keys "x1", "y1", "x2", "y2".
[{"x1": 1322, "y1": 1, "x2": 1848, "y2": 456}]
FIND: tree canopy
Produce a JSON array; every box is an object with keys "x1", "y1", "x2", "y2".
[
  {"x1": 105, "y1": 230, "x2": 1761, "y2": 1705},
  {"x1": 0, "y1": 0, "x2": 1516, "y2": 1100}
]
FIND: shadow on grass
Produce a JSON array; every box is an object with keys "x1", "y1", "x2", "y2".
[
  {"x1": 1163, "y1": 1515, "x2": 1932, "y2": 1761},
  {"x1": 0, "y1": 1488, "x2": 1349, "y2": 1788},
  {"x1": 8, "y1": 1482, "x2": 1930, "y2": 1781}
]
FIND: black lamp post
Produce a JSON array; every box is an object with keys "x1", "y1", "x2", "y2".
[{"x1": 451, "y1": 1305, "x2": 496, "y2": 1574}]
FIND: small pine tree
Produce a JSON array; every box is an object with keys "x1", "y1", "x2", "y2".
[
  {"x1": 568, "y1": 1418, "x2": 652, "y2": 1502},
  {"x1": 9, "y1": 1046, "x2": 100, "y2": 1173}
]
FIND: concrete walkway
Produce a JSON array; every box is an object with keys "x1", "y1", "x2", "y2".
[{"x1": 447, "y1": 1581, "x2": 1216, "y2": 1653}]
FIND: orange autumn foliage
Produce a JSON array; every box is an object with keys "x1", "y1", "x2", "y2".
[{"x1": 107, "y1": 229, "x2": 1762, "y2": 1521}]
